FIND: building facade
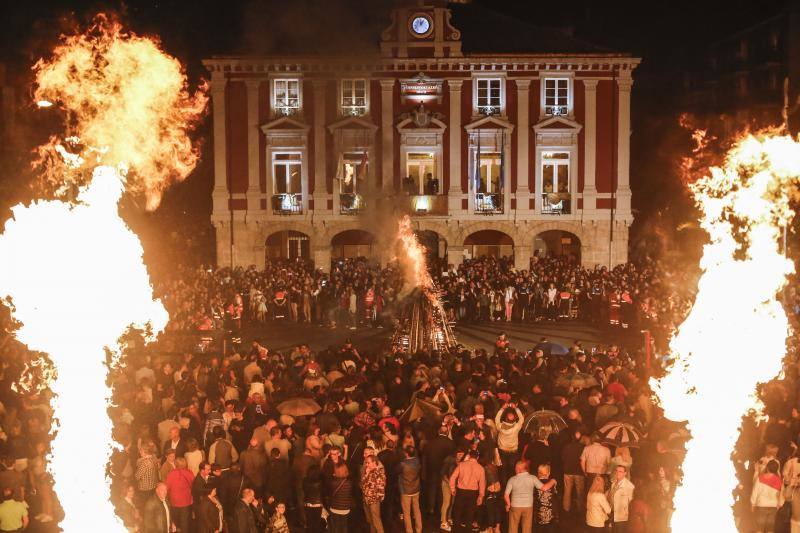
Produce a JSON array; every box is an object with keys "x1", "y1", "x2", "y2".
[{"x1": 203, "y1": 1, "x2": 640, "y2": 272}]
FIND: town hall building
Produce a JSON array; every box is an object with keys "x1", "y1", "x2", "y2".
[{"x1": 203, "y1": 0, "x2": 641, "y2": 271}]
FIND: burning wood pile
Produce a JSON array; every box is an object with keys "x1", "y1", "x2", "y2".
[{"x1": 391, "y1": 216, "x2": 457, "y2": 354}]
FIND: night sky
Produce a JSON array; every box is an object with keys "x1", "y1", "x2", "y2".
[{"x1": 0, "y1": 0, "x2": 792, "y2": 263}]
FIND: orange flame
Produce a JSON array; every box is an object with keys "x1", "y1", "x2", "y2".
[
  {"x1": 397, "y1": 215, "x2": 433, "y2": 292},
  {"x1": 0, "y1": 15, "x2": 206, "y2": 532},
  {"x1": 652, "y1": 130, "x2": 799, "y2": 531},
  {"x1": 33, "y1": 15, "x2": 207, "y2": 209}
]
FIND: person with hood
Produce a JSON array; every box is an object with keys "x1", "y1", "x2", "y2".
[
  {"x1": 397, "y1": 446, "x2": 423, "y2": 533},
  {"x1": 495, "y1": 403, "x2": 524, "y2": 483},
  {"x1": 751, "y1": 459, "x2": 784, "y2": 533}
]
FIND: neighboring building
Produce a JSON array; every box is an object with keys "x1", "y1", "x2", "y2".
[
  {"x1": 681, "y1": 1, "x2": 800, "y2": 135},
  {"x1": 203, "y1": 0, "x2": 640, "y2": 271}
]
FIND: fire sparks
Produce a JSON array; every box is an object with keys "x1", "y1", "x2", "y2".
[
  {"x1": 652, "y1": 131, "x2": 800, "y2": 531},
  {"x1": 0, "y1": 16, "x2": 205, "y2": 532}
]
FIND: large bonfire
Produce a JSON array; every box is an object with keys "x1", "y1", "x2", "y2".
[
  {"x1": 652, "y1": 130, "x2": 800, "y2": 531},
  {"x1": 0, "y1": 17, "x2": 205, "y2": 532}
]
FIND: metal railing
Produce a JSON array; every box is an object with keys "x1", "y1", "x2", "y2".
[
  {"x1": 540, "y1": 193, "x2": 571, "y2": 215},
  {"x1": 339, "y1": 193, "x2": 365, "y2": 215},
  {"x1": 272, "y1": 193, "x2": 303, "y2": 215},
  {"x1": 475, "y1": 193, "x2": 503, "y2": 214}
]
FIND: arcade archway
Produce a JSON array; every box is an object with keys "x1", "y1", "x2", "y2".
[
  {"x1": 533, "y1": 230, "x2": 581, "y2": 262},
  {"x1": 331, "y1": 229, "x2": 375, "y2": 259},
  {"x1": 464, "y1": 230, "x2": 514, "y2": 259},
  {"x1": 265, "y1": 230, "x2": 310, "y2": 260}
]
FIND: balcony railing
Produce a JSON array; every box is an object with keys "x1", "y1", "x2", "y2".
[
  {"x1": 410, "y1": 195, "x2": 448, "y2": 216},
  {"x1": 272, "y1": 193, "x2": 303, "y2": 215},
  {"x1": 340, "y1": 193, "x2": 365, "y2": 215},
  {"x1": 475, "y1": 193, "x2": 503, "y2": 214},
  {"x1": 541, "y1": 193, "x2": 572, "y2": 215}
]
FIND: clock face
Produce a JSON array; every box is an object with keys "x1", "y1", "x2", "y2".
[{"x1": 411, "y1": 16, "x2": 431, "y2": 36}]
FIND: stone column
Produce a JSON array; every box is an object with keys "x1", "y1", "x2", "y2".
[
  {"x1": 582, "y1": 79, "x2": 598, "y2": 214},
  {"x1": 515, "y1": 79, "x2": 532, "y2": 212},
  {"x1": 446, "y1": 245, "x2": 465, "y2": 269},
  {"x1": 514, "y1": 245, "x2": 532, "y2": 272},
  {"x1": 313, "y1": 245, "x2": 331, "y2": 273},
  {"x1": 380, "y1": 79, "x2": 395, "y2": 192},
  {"x1": 447, "y1": 79, "x2": 464, "y2": 212},
  {"x1": 245, "y1": 80, "x2": 262, "y2": 212},
  {"x1": 312, "y1": 79, "x2": 329, "y2": 212},
  {"x1": 210, "y1": 72, "x2": 228, "y2": 216},
  {"x1": 616, "y1": 75, "x2": 633, "y2": 218}
]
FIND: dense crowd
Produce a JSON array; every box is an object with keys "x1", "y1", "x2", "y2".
[
  {"x1": 157, "y1": 256, "x2": 694, "y2": 352},
  {"x1": 0, "y1": 255, "x2": 797, "y2": 533}
]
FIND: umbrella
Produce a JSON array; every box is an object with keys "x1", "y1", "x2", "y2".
[
  {"x1": 555, "y1": 372, "x2": 598, "y2": 391},
  {"x1": 534, "y1": 341, "x2": 569, "y2": 357},
  {"x1": 522, "y1": 410, "x2": 567, "y2": 439},
  {"x1": 276, "y1": 398, "x2": 321, "y2": 417},
  {"x1": 399, "y1": 396, "x2": 444, "y2": 424},
  {"x1": 598, "y1": 421, "x2": 641, "y2": 448},
  {"x1": 331, "y1": 374, "x2": 367, "y2": 392}
]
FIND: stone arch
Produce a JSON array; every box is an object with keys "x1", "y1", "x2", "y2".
[
  {"x1": 463, "y1": 228, "x2": 515, "y2": 259},
  {"x1": 330, "y1": 229, "x2": 377, "y2": 259},
  {"x1": 520, "y1": 220, "x2": 588, "y2": 266},
  {"x1": 264, "y1": 230, "x2": 311, "y2": 261}
]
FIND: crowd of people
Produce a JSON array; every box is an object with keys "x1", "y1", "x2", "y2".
[
  {"x1": 0, "y1": 254, "x2": 797, "y2": 533},
  {"x1": 157, "y1": 256, "x2": 693, "y2": 353}
]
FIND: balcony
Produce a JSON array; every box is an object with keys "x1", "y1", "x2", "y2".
[
  {"x1": 541, "y1": 193, "x2": 572, "y2": 215},
  {"x1": 271, "y1": 193, "x2": 303, "y2": 215},
  {"x1": 475, "y1": 193, "x2": 503, "y2": 214},
  {"x1": 410, "y1": 195, "x2": 448, "y2": 216},
  {"x1": 340, "y1": 193, "x2": 365, "y2": 215}
]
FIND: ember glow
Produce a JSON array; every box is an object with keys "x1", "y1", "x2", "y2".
[
  {"x1": 652, "y1": 132, "x2": 800, "y2": 531},
  {"x1": 0, "y1": 17, "x2": 205, "y2": 532}
]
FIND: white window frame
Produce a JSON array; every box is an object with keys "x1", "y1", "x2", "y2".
[
  {"x1": 341, "y1": 151, "x2": 367, "y2": 194},
  {"x1": 273, "y1": 78, "x2": 301, "y2": 115},
  {"x1": 541, "y1": 151, "x2": 570, "y2": 194},
  {"x1": 405, "y1": 151, "x2": 439, "y2": 195},
  {"x1": 473, "y1": 75, "x2": 505, "y2": 116},
  {"x1": 272, "y1": 152, "x2": 303, "y2": 194},
  {"x1": 540, "y1": 75, "x2": 573, "y2": 118},
  {"x1": 534, "y1": 144, "x2": 578, "y2": 216},
  {"x1": 476, "y1": 151, "x2": 503, "y2": 194},
  {"x1": 340, "y1": 79, "x2": 369, "y2": 116}
]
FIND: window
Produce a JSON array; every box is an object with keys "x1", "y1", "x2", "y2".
[
  {"x1": 273, "y1": 153, "x2": 302, "y2": 193},
  {"x1": 544, "y1": 78, "x2": 569, "y2": 116},
  {"x1": 476, "y1": 78, "x2": 502, "y2": 115},
  {"x1": 404, "y1": 152, "x2": 438, "y2": 195},
  {"x1": 342, "y1": 79, "x2": 368, "y2": 116},
  {"x1": 341, "y1": 152, "x2": 367, "y2": 194},
  {"x1": 274, "y1": 79, "x2": 300, "y2": 115},
  {"x1": 541, "y1": 151, "x2": 571, "y2": 214},
  {"x1": 477, "y1": 152, "x2": 502, "y2": 193}
]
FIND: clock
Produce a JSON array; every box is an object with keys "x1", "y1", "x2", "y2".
[{"x1": 409, "y1": 14, "x2": 432, "y2": 38}]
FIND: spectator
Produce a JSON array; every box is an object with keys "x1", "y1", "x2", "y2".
[
  {"x1": 398, "y1": 446, "x2": 423, "y2": 533},
  {"x1": 608, "y1": 465, "x2": 636, "y2": 532},
  {"x1": 142, "y1": 483, "x2": 172, "y2": 533},
  {"x1": 360, "y1": 454, "x2": 386, "y2": 533},
  {"x1": 586, "y1": 476, "x2": 611, "y2": 531}
]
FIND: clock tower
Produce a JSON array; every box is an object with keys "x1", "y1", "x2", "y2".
[{"x1": 380, "y1": 1, "x2": 463, "y2": 58}]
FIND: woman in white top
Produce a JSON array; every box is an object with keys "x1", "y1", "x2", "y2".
[
  {"x1": 608, "y1": 446, "x2": 634, "y2": 478},
  {"x1": 586, "y1": 475, "x2": 612, "y2": 530},
  {"x1": 184, "y1": 437, "x2": 205, "y2": 476},
  {"x1": 783, "y1": 447, "x2": 800, "y2": 533}
]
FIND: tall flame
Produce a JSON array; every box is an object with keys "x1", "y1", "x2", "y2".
[
  {"x1": 0, "y1": 16, "x2": 205, "y2": 532},
  {"x1": 397, "y1": 214, "x2": 433, "y2": 292},
  {"x1": 652, "y1": 131, "x2": 800, "y2": 531}
]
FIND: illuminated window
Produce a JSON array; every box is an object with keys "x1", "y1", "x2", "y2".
[
  {"x1": 273, "y1": 153, "x2": 302, "y2": 193},
  {"x1": 274, "y1": 79, "x2": 300, "y2": 114},
  {"x1": 543, "y1": 78, "x2": 569, "y2": 116},
  {"x1": 405, "y1": 152, "x2": 438, "y2": 195},
  {"x1": 341, "y1": 79, "x2": 368, "y2": 116},
  {"x1": 476, "y1": 78, "x2": 502, "y2": 114},
  {"x1": 477, "y1": 152, "x2": 502, "y2": 193}
]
